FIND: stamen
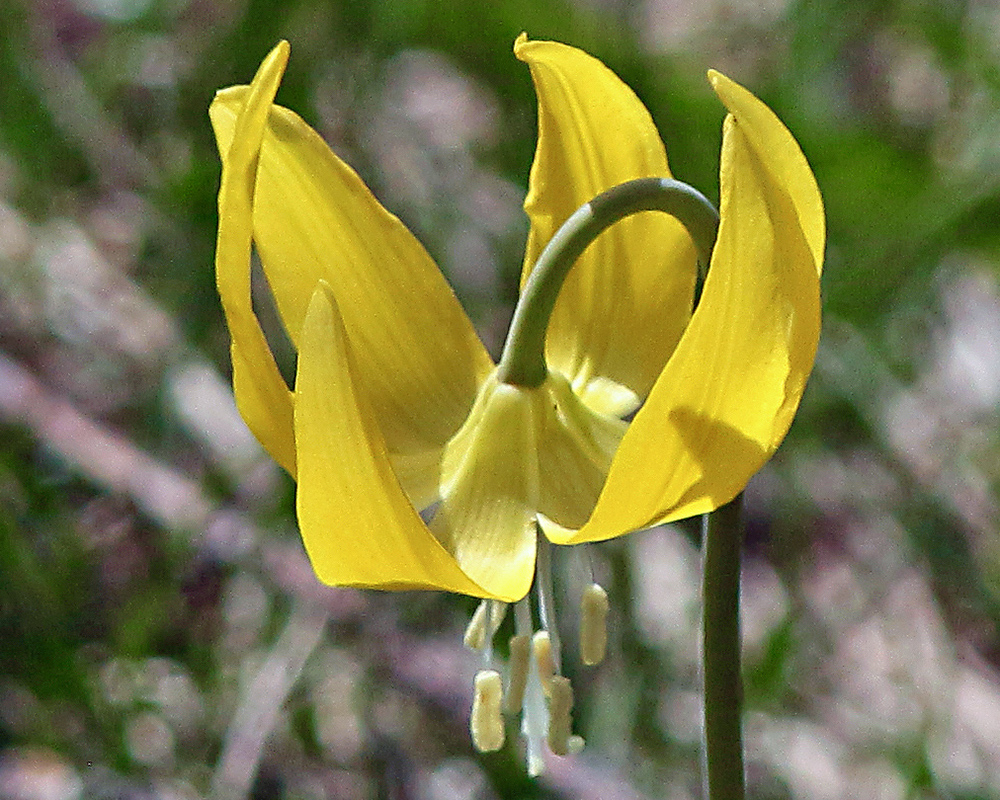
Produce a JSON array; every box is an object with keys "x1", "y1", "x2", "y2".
[
  {"x1": 546, "y1": 675, "x2": 574, "y2": 756},
  {"x1": 463, "y1": 600, "x2": 491, "y2": 651},
  {"x1": 579, "y1": 582, "x2": 609, "y2": 666},
  {"x1": 465, "y1": 540, "x2": 609, "y2": 770},
  {"x1": 535, "y1": 533, "x2": 562, "y2": 671},
  {"x1": 532, "y1": 630, "x2": 556, "y2": 697},
  {"x1": 505, "y1": 634, "x2": 531, "y2": 714},
  {"x1": 470, "y1": 669, "x2": 505, "y2": 753},
  {"x1": 489, "y1": 600, "x2": 508, "y2": 635},
  {"x1": 584, "y1": 543, "x2": 597, "y2": 584},
  {"x1": 514, "y1": 596, "x2": 533, "y2": 636}
]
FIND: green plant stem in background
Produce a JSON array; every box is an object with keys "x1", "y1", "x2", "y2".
[
  {"x1": 701, "y1": 495, "x2": 745, "y2": 800},
  {"x1": 496, "y1": 177, "x2": 719, "y2": 388}
]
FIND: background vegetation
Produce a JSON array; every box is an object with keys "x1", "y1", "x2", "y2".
[{"x1": 2, "y1": 0, "x2": 1000, "y2": 798}]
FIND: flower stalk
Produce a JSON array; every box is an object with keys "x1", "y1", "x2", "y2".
[
  {"x1": 701, "y1": 495, "x2": 746, "y2": 800},
  {"x1": 497, "y1": 177, "x2": 719, "y2": 388}
]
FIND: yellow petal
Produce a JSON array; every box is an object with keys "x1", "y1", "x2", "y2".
[
  {"x1": 557, "y1": 75, "x2": 823, "y2": 544},
  {"x1": 213, "y1": 41, "x2": 295, "y2": 473},
  {"x1": 210, "y1": 52, "x2": 493, "y2": 472},
  {"x1": 535, "y1": 373, "x2": 626, "y2": 533},
  {"x1": 430, "y1": 374, "x2": 538, "y2": 602},
  {"x1": 388, "y1": 447, "x2": 445, "y2": 513},
  {"x1": 515, "y1": 34, "x2": 696, "y2": 408},
  {"x1": 708, "y1": 71, "x2": 825, "y2": 271},
  {"x1": 294, "y1": 281, "x2": 492, "y2": 597}
]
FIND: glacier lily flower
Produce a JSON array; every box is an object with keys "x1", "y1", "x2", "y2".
[
  {"x1": 211, "y1": 36, "x2": 822, "y2": 601},
  {"x1": 211, "y1": 35, "x2": 823, "y2": 763}
]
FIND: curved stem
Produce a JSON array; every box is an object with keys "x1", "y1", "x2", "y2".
[
  {"x1": 701, "y1": 495, "x2": 745, "y2": 800},
  {"x1": 496, "y1": 177, "x2": 719, "y2": 388}
]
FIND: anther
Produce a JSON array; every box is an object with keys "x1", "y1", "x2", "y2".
[
  {"x1": 489, "y1": 600, "x2": 508, "y2": 634},
  {"x1": 470, "y1": 669, "x2": 505, "y2": 752},
  {"x1": 464, "y1": 600, "x2": 490, "y2": 651},
  {"x1": 532, "y1": 630, "x2": 556, "y2": 696},
  {"x1": 464, "y1": 600, "x2": 507, "y2": 652},
  {"x1": 579, "y1": 583, "x2": 609, "y2": 666},
  {"x1": 546, "y1": 675, "x2": 574, "y2": 756},
  {"x1": 505, "y1": 634, "x2": 531, "y2": 714}
]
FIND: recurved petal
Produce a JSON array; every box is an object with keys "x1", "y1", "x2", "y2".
[
  {"x1": 294, "y1": 281, "x2": 491, "y2": 596},
  {"x1": 213, "y1": 42, "x2": 295, "y2": 473},
  {"x1": 554, "y1": 76, "x2": 823, "y2": 545},
  {"x1": 430, "y1": 375, "x2": 538, "y2": 603},
  {"x1": 708, "y1": 71, "x2": 825, "y2": 271},
  {"x1": 515, "y1": 34, "x2": 696, "y2": 406},
  {"x1": 210, "y1": 56, "x2": 493, "y2": 463}
]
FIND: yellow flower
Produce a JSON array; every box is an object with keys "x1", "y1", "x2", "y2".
[{"x1": 210, "y1": 36, "x2": 823, "y2": 604}]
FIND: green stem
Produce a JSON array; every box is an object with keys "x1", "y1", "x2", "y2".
[
  {"x1": 701, "y1": 495, "x2": 746, "y2": 800},
  {"x1": 496, "y1": 177, "x2": 719, "y2": 388}
]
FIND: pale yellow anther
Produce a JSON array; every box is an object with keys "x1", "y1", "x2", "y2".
[
  {"x1": 463, "y1": 600, "x2": 490, "y2": 650},
  {"x1": 470, "y1": 669, "x2": 505, "y2": 752},
  {"x1": 532, "y1": 630, "x2": 556, "y2": 696},
  {"x1": 505, "y1": 634, "x2": 531, "y2": 714},
  {"x1": 546, "y1": 675, "x2": 574, "y2": 756},
  {"x1": 489, "y1": 600, "x2": 508, "y2": 635},
  {"x1": 465, "y1": 601, "x2": 508, "y2": 651},
  {"x1": 579, "y1": 583, "x2": 609, "y2": 666}
]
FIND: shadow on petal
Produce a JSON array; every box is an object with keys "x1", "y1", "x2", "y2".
[{"x1": 663, "y1": 405, "x2": 768, "y2": 519}]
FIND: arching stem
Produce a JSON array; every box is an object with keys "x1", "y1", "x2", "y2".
[
  {"x1": 496, "y1": 177, "x2": 719, "y2": 388},
  {"x1": 494, "y1": 176, "x2": 743, "y2": 799}
]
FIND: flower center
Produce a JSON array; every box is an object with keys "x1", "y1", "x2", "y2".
[{"x1": 464, "y1": 527, "x2": 609, "y2": 774}]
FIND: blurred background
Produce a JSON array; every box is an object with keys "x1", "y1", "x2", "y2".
[{"x1": 2, "y1": 0, "x2": 1000, "y2": 798}]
